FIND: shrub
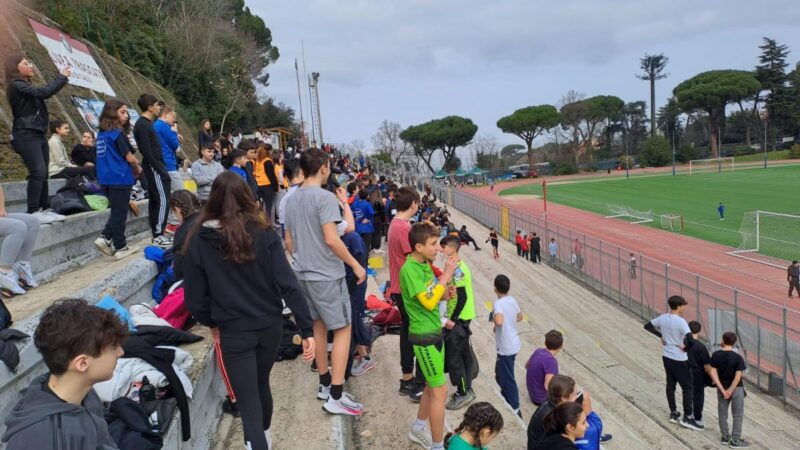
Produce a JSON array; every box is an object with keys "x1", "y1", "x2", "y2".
[
  {"x1": 554, "y1": 162, "x2": 578, "y2": 175},
  {"x1": 676, "y1": 145, "x2": 702, "y2": 163},
  {"x1": 640, "y1": 136, "x2": 672, "y2": 167},
  {"x1": 789, "y1": 144, "x2": 800, "y2": 159},
  {"x1": 618, "y1": 155, "x2": 634, "y2": 169},
  {"x1": 732, "y1": 146, "x2": 755, "y2": 156}
]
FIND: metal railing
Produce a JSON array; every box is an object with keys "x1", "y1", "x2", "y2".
[{"x1": 414, "y1": 176, "x2": 800, "y2": 407}]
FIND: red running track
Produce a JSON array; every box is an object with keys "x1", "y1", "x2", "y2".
[{"x1": 466, "y1": 179, "x2": 800, "y2": 332}]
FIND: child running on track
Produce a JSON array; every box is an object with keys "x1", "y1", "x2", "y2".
[
  {"x1": 440, "y1": 235, "x2": 478, "y2": 410},
  {"x1": 486, "y1": 228, "x2": 500, "y2": 259},
  {"x1": 401, "y1": 222, "x2": 458, "y2": 450},
  {"x1": 444, "y1": 402, "x2": 505, "y2": 450}
]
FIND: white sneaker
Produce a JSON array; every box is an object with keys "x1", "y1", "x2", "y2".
[
  {"x1": 265, "y1": 429, "x2": 273, "y2": 450},
  {"x1": 0, "y1": 270, "x2": 26, "y2": 296},
  {"x1": 14, "y1": 261, "x2": 38, "y2": 289},
  {"x1": 152, "y1": 235, "x2": 173, "y2": 247},
  {"x1": 317, "y1": 384, "x2": 330, "y2": 400},
  {"x1": 94, "y1": 236, "x2": 114, "y2": 256},
  {"x1": 351, "y1": 356, "x2": 376, "y2": 377},
  {"x1": 42, "y1": 210, "x2": 66, "y2": 222},
  {"x1": 31, "y1": 211, "x2": 57, "y2": 225},
  {"x1": 322, "y1": 392, "x2": 363, "y2": 416},
  {"x1": 408, "y1": 421, "x2": 433, "y2": 449},
  {"x1": 113, "y1": 246, "x2": 138, "y2": 260}
]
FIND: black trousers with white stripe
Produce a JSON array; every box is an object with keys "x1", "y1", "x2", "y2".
[{"x1": 143, "y1": 165, "x2": 171, "y2": 238}]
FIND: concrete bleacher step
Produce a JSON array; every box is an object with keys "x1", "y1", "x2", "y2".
[
  {"x1": 0, "y1": 181, "x2": 227, "y2": 450},
  {"x1": 0, "y1": 180, "x2": 150, "y2": 284}
]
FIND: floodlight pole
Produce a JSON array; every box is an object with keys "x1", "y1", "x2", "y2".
[
  {"x1": 762, "y1": 111, "x2": 768, "y2": 169},
  {"x1": 671, "y1": 131, "x2": 676, "y2": 176}
]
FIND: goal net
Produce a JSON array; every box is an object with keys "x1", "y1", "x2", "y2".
[
  {"x1": 689, "y1": 157, "x2": 734, "y2": 175},
  {"x1": 660, "y1": 214, "x2": 684, "y2": 231},
  {"x1": 604, "y1": 204, "x2": 654, "y2": 224},
  {"x1": 728, "y1": 211, "x2": 800, "y2": 267}
]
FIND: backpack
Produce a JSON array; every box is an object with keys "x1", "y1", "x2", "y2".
[
  {"x1": 50, "y1": 189, "x2": 91, "y2": 215},
  {"x1": 370, "y1": 306, "x2": 402, "y2": 336},
  {"x1": 153, "y1": 288, "x2": 190, "y2": 329}
]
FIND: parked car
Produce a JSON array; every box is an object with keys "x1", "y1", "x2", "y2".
[{"x1": 512, "y1": 169, "x2": 538, "y2": 179}]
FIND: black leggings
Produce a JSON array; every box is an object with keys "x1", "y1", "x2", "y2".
[
  {"x1": 11, "y1": 130, "x2": 49, "y2": 213},
  {"x1": 392, "y1": 293, "x2": 425, "y2": 382},
  {"x1": 257, "y1": 186, "x2": 276, "y2": 215},
  {"x1": 52, "y1": 165, "x2": 96, "y2": 181},
  {"x1": 220, "y1": 325, "x2": 282, "y2": 450}
]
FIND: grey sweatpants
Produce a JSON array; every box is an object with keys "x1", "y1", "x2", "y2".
[
  {"x1": 0, "y1": 213, "x2": 40, "y2": 267},
  {"x1": 167, "y1": 170, "x2": 184, "y2": 226},
  {"x1": 718, "y1": 386, "x2": 745, "y2": 439}
]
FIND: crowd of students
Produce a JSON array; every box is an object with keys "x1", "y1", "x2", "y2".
[{"x1": 3, "y1": 51, "x2": 755, "y2": 449}]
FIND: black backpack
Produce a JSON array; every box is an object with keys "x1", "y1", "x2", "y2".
[
  {"x1": 275, "y1": 316, "x2": 303, "y2": 361},
  {"x1": 51, "y1": 177, "x2": 92, "y2": 215}
]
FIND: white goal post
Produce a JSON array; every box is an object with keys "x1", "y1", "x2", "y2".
[
  {"x1": 660, "y1": 214, "x2": 684, "y2": 231},
  {"x1": 604, "y1": 204, "x2": 654, "y2": 224},
  {"x1": 728, "y1": 210, "x2": 800, "y2": 268},
  {"x1": 689, "y1": 157, "x2": 734, "y2": 175}
]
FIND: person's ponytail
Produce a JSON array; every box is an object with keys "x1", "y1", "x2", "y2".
[{"x1": 543, "y1": 402, "x2": 583, "y2": 434}]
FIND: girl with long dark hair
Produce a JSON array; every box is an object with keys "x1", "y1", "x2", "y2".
[
  {"x1": 198, "y1": 119, "x2": 214, "y2": 149},
  {"x1": 93, "y1": 99, "x2": 141, "y2": 260},
  {"x1": 4, "y1": 53, "x2": 71, "y2": 218},
  {"x1": 182, "y1": 171, "x2": 315, "y2": 450}
]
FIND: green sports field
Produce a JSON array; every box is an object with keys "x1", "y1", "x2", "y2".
[{"x1": 499, "y1": 165, "x2": 800, "y2": 259}]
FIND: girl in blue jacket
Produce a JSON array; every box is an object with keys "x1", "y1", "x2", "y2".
[{"x1": 93, "y1": 99, "x2": 142, "y2": 259}]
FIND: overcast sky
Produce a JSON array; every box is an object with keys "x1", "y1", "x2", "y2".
[{"x1": 252, "y1": 0, "x2": 800, "y2": 157}]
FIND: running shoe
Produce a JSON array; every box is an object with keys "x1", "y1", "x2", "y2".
[
  {"x1": 43, "y1": 210, "x2": 66, "y2": 222},
  {"x1": 322, "y1": 392, "x2": 363, "y2": 416},
  {"x1": 316, "y1": 384, "x2": 330, "y2": 400},
  {"x1": 600, "y1": 433, "x2": 613, "y2": 443},
  {"x1": 399, "y1": 379, "x2": 416, "y2": 396},
  {"x1": 669, "y1": 411, "x2": 681, "y2": 424},
  {"x1": 113, "y1": 246, "x2": 137, "y2": 260},
  {"x1": 409, "y1": 380, "x2": 425, "y2": 402},
  {"x1": 310, "y1": 360, "x2": 318, "y2": 372},
  {"x1": 680, "y1": 417, "x2": 704, "y2": 431},
  {"x1": 31, "y1": 210, "x2": 57, "y2": 225},
  {"x1": 94, "y1": 236, "x2": 114, "y2": 256},
  {"x1": 408, "y1": 421, "x2": 432, "y2": 449},
  {"x1": 14, "y1": 261, "x2": 38, "y2": 289},
  {"x1": 350, "y1": 356, "x2": 376, "y2": 377},
  {"x1": 0, "y1": 270, "x2": 26, "y2": 296},
  {"x1": 721, "y1": 435, "x2": 731, "y2": 446},
  {"x1": 152, "y1": 235, "x2": 173, "y2": 247},
  {"x1": 728, "y1": 438, "x2": 751, "y2": 448},
  {"x1": 446, "y1": 390, "x2": 475, "y2": 410}
]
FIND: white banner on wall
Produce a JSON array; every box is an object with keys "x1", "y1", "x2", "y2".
[{"x1": 28, "y1": 19, "x2": 116, "y2": 96}]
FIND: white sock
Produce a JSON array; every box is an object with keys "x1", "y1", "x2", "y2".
[
  {"x1": 265, "y1": 429, "x2": 273, "y2": 450},
  {"x1": 413, "y1": 418, "x2": 427, "y2": 431},
  {"x1": 432, "y1": 442, "x2": 444, "y2": 450}
]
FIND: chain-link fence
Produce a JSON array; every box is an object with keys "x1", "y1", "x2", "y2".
[{"x1": 375, "y1": 167, "x2": 800, "y2": 407}]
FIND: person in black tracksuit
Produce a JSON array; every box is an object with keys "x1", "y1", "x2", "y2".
[
  {"x1": 5, "y1": 53, "x2": 70, "y2": 213},
  {"x1": 531, "y1": 233, "x2": 542, "y2": 263},
  {"x1": 132, "y1": 94, "x2": 170, "y2": 243},
  {"x1": 182, "y1": 171, "x2": 315, "y2": 450}
]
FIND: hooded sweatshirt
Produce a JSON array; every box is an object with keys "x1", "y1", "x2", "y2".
[
  {"x1": 182, "y1": 221, "x2": 314, "y2": 338},
  {"x1": 3, "y1": 373, "x2": 118, "y2": 450}
]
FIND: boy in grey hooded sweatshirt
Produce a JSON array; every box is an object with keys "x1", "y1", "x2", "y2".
[{"x1": 3, "y1": 298, "x2": 128, "y2": 450}]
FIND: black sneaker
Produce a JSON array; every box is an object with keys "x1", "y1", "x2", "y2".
[
  {"x1": 222, "y1": 397, "x2": 240, "y2": 417},
  {"x1": 729, "y1": 438, "x2": 751, "y2": 448},
  {"x1": 680, "y1": 417, "x2": 703, "y2": 431},
  {"x1": 409, "y1": 380, "x2": 425, "y2": 402},
  {"x1": 669, "y1": 411, "x2": 681, "y2": 423},
  {"x1": 310, "y1": 359, "x2": 318, "y2": 372},
  {"x1": 398, "y1": 379, "x2": 415, "y2": 396},
  {"x1": 721, "y1": 435, "x2": 731, "y2": 445},
  {"x1": 600, "y1": 434, "x2": 613, "y2": 443}
]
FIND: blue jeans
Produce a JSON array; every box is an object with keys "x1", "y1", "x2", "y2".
[{"x1": 495, "y1": 354, "x2": 519, "y2": 410}]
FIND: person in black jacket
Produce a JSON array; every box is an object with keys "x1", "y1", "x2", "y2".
[
  {"x1": 70, "y1": 131, "x2": 97, "y2": 167},
  {"x1": 4, "y1": 53, "x2": 71, "y2": 215},
  {"x1": 182, "y1": 171, "x2": 315, "y2": 450},
  {"x1": 133, "y1": 94, "x2": 171, "y2": 247},
  {"x1": 531, "y1": 402, "x2": 587, "y2": 450}
]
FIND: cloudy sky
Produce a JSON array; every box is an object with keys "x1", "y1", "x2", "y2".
[{"x1": 252, "y1": 0, "x2": 800, "y2": 156}]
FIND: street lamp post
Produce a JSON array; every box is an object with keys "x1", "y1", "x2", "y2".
[
  {"x1": 761, "y1": 110, "x2": 768, "y2": 169},
  {"x1": 671, "y1": 130, "x2": 676, "y2": 176}
]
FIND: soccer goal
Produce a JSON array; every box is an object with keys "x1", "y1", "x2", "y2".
[
  {"x1": 689, "y1": 157, "x2": 734, "y2": 175},
  {"x1": 660, "y1": 214, "x2": 684, "y2": 231},
  {"x1": 728, "y1": 211, "x2": 800, "y2": 267},
  {"x1": 604, "y1": 204, "x2": 654, "y2": 225}
]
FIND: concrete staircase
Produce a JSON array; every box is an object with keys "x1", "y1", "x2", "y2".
[{"x1": 0, "y1": 181, "x2": 224, "y2": 450}]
